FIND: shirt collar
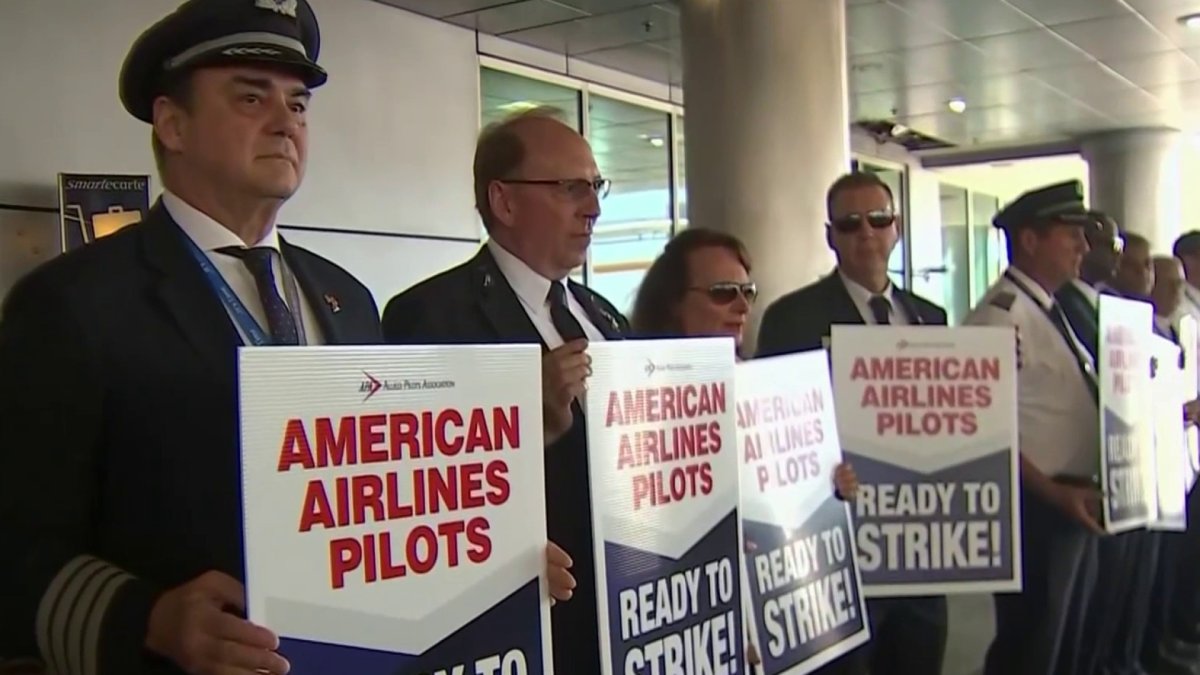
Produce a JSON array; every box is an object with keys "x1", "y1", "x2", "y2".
[
  {"x1": 1184, "y1": 283, "x2": 1200, "y2": 310},
  {"x1": 837, "y1": 269, "x2": 896, "y2": 307},
  {"x1": 487, "y1": 238, "x2": 562, "y2": 310},
  {"x1": 1006, "y1": 266, "x2": 1055, "y2": 311},
  {"x1": 162, "y1": 189, "x2": 280, "y2": 253}
]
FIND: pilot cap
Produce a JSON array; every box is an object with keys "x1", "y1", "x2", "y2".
[
  {"x1": 119, "y1": 0, "x2": 327, "y2": 123},
  {"x1": 993, "y1": 180, "x2": 1100, "y2": 232}
]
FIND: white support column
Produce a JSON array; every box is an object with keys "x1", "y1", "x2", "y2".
[
  {"x1": 1080, "y1": 128, "x2": 1183, "y2": 253},
  {"x1": 680, "y1": 0, "x2": 851, "y2": 349}
]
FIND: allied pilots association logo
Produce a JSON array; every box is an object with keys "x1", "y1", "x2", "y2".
[{"x1": 359, "y1": 372, "x2": 456, "y2": 401}]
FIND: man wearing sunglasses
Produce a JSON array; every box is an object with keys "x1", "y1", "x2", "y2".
[
  {"x1": 964, "y1": 180, "x2": 1104, "y2": 675},
  {"x1": 381, "y1": 107, "x2": 628, "y2": 675},
  {"x1": 756, "y1": 171, "x2": 949, "y2": 675}
]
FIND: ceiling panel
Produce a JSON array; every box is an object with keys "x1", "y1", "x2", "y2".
[
  {"x1": 579, "y1": 40, "x2": 682, "y2": 85},
  {"x1": 392, "y1": 0, "x2": 1200, "y2": 148},
  {"x1": 553, "y1": 0, "x2": 670, "y2": 14},
  {"x1": 1001, "y1": 0, "x2": 1131, "y2": 26},
  {"x1": 1106, "y1": 50, "x2": 1200, "y2": 88},
  {"x1": 886, "y1": 0, "x2": 1038, "y2": 39},
  {"x1": 1051, "y1": 15, "x2": 1175, "y2": 60},
  {"x1": 374, "y1": 0, "x2": 507, "y2": 18},
  {"x1": 446, "y1": 0, "x2": 586, "y2": 35},
  {"x1": 1134, "y1": 9, "x2": 1200, "y2": 49},
  {"x1": 503, "y1": 4, "x2": 677, "y2": 54},
  {"x1": 966, "y1": 29, "x2": 1094, "y2": 71},
  {"x1": 1021, "y1": 61, "x2": 1134, "y2": 98},
  {"x1": 846, "y1": 2, "x2": 958, "y2": 55},
  {"x1": 869, "y1": 41, "x2": 991, "y2": 86}
]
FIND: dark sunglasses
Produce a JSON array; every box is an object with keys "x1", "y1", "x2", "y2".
[
  {"x1": 500, "y1": 177, "x2": 612, "y2": 200},
  {"x1": 830, "y1": 210, "x2": 896, "y2": 233},
  {"x1": 690, "y1": 282, "x2": 757, "y2": 305}
]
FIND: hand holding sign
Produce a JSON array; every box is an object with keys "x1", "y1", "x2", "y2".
[
  {"x1": 542, "y1": 339, "x2": 590, "y2": 444},
  {"x1": 1185, "y1": 399, "x2": 1200, "y2": 427},
  {"x1": 546, "y1": 541, "x2": 576, "y2": 605},
  {"x1": 1052, "y1": 482, "x2": 1105, "y2": 535},
  {"x1": 145, "y1": 570, "x2": 289, "y2": 675},
  {"x1": 834, "y1": 462, "x2": 859, "y2": 500}
]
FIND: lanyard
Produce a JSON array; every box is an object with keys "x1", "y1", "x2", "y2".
[
  {"x1": 182, "y1": 234, "x2": 307, "y2": 346},
  {"x1": 1005, "y1": 271, "x2": 1099, "y2": 400}
]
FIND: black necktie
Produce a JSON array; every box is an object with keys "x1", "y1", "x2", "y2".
[
  {"x1": 868, "y1": 295, "x2": 892, "y2": 325},
  {"x1": 217, "y1": 246, "x2": 299, "y2": 346},
  {"x1": 1048, "y1": 300, "x2": 1099, "y2": 402},
  {"x1": 1054, "y1": 284, "x2": 1099, "y2": 363},
  {"x1": 547, "y1": 282, "x2": 587, "y2": 343}
]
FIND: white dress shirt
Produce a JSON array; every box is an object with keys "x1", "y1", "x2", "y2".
[
  {"x1": 1177, "y1": 284, "x2": 1200, "y2": 327},
  {"x1": 964, "y1": 266, "x2": 1099, "y2": 477},
  {"x1": 487, "y1": 239, "x2": 606, "y2": 348},
  {"x1": 163, "y1": 190, "x2": 324, "y2": 346},
  {"x1": 839, "y1": 270, "x2": 910, "y2": 325}
]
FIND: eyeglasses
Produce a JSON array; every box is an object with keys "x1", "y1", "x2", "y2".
[
  {"x1": 500, "y1": 177, "x2": 612, "y2": 200},
  {"x1": 690, "y1": 282, "x2": 757, "y2": 305},
  {"x1": 829, "y1": 210, "x2": 896, "y2": 233}
]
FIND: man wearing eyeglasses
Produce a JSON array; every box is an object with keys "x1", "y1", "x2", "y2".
[
  {"x1": 755, "y1": 171, "x2": 949, "y2": 675},
  {"x1": 381, "y1": 107, "x2": 627, "y2": 675}
]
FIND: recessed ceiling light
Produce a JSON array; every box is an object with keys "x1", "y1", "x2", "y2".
[
  {"x1": 947, "y1": 97, "x2": 967, "y2": 113},
  {"x1": 640, "y1": 133, "x2": 666, "y2": 148},
  {"x1": 1179, "y1": 13, "x2": 1200, "y2": 28},
  {"x1": 498, "y1": 100, "x2": 540, "y2": 113}
]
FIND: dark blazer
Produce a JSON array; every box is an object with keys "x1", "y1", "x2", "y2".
[
  {"x1": 756, "y1": 270, "x2": 949, "y2": 357},
  {"x1": 0, "y1": 202, "x2": 380, "y2": 674},
  {"x1": 382, "y1": 246, "x2": 628, "y2": 675}
]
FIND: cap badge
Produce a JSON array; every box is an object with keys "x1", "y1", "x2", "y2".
[{"x1": 255, "y1": 0, "x2": 298, "y2": 17}]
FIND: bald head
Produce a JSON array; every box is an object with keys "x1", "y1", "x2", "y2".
[
  {"x1": 1151, "y1": 255, "x2": 1185, "y2": 318},
  {"x1": 473, "y1": 106, "x2": 604, "y2": 280}
]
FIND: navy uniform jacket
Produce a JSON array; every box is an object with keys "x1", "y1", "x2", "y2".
[
  {"x1": 381, "y1": 246, "x2": 628, "y2": 675},
  {"x1": 0, "y1": 203, "x2": 381, "y2": 674}
]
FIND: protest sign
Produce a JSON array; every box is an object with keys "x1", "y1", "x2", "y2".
[
  {"x1": 1181, "y1": 316, "x2": 1200, "y2": 490},
  {"x1": 1149, "y1": 335, "x2": 1189, "y2": 531},
  {"x1": 1098, "y1": 295, "x2": 1158, "y2": 533},
  {"x1": 737, "y1": 351, "x2": 870, "y2": 674},
  {"x1": 830, "y1": 326, "x2": 1020, "y2": 597},
  {"x1": 239, "y1": 345, "x2": 552, "y2": 674},
  {"x1": 585, "y1": 339, "x2": 742, "y2": 675}
]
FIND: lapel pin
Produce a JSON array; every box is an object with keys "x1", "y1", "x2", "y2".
[
  {"x1": 323, "y1": 293, "x2": 341, "y2": 314},
  {"x1": 483, "y1": 272, "x2": 493, "y2": 288}
]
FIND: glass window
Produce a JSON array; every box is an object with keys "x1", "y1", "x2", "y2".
[
  {"x1": 969, "y1": 192, "x2": 1002, "y2": 305},
  {"x1": 480, "y1": 67, "x2": 581, "y2": 130},
  {"x1": 479, "y1": 67, "x2": 584, "y2": 280},
  {"x1": 586, "y1": 94, "x2": 672, "y2": 316},
  {"x1": 859, "y1": 162, "x2": 907, "y2": 289},
  {"x1": 935, "y1": 184, "x2": 970, "y2": 325},
  {"x1": 676, "y1": 115, "x2": 687, "y2": 231}
]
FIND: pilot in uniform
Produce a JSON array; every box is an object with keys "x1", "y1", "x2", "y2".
[{"x1": 963, "y1": 180, "x2": 1103, "y2": 675}]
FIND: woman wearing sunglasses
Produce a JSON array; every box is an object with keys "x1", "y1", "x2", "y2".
[{"x1": 631, "y1": 227, "x2": 859, "y2": 667}]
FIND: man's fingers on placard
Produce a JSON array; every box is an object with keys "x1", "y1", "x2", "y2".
[
  {"x1": 558, "y1": 338, "x2": 589, "y2": 354},
  {"x1": 198, "y1": 571, "x2": 248, "y2": 611},
  {"x1": 554, "y1": 352, "x2": 590, "y2": 372},
  {"x1": 547, "y1": 542, "x2": 574, "y2": 568},
  {"x1": 561, "y1": 363, "x2": 591, "y2": 385},
  {"x1": 211, "y1": 612, "x2": 279, "y2": 651},
  {"x1": 548, "y1": 569, "x2": 576, "y2": 601},
  {"x1": 212, "y1": 638, "x2": 290, "y2": 673}
]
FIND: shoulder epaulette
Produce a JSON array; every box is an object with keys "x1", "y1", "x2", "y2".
[{"x1": 989, "y1": 292, "x2": 1016, "y2": 311}]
